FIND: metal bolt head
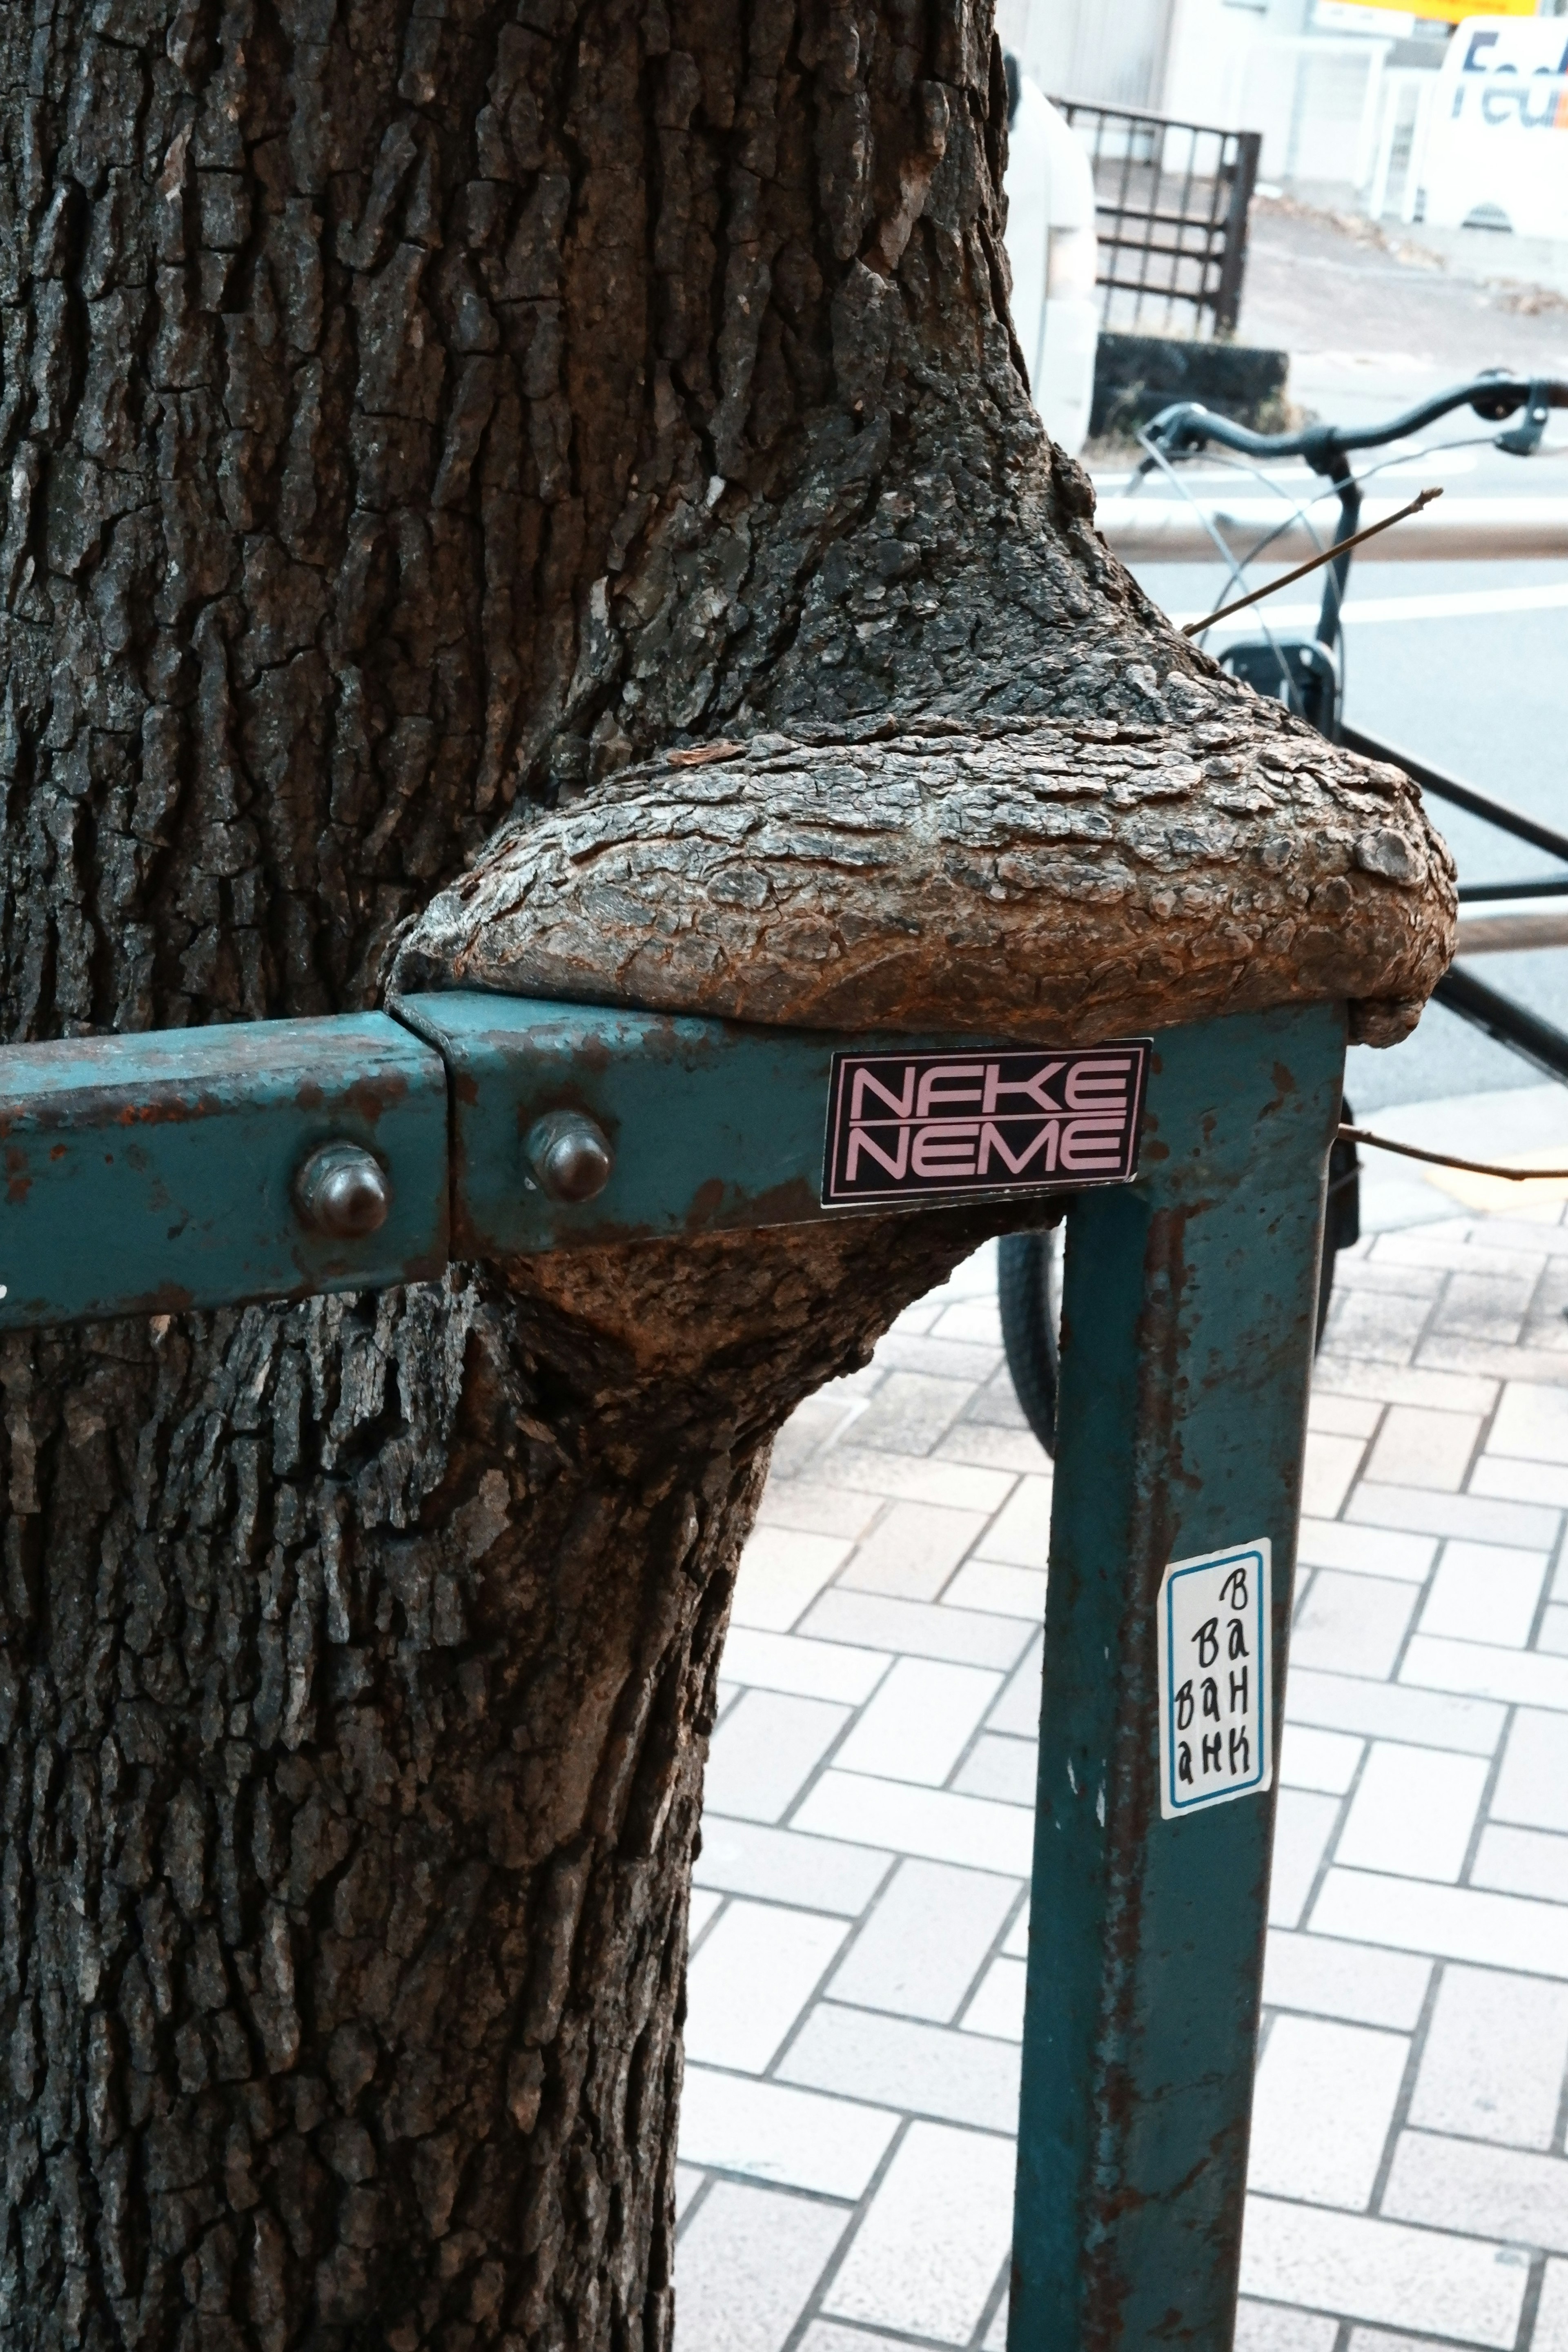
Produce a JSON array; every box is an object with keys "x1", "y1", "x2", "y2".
[
  {"x1": 526, "y1": 1110, "x2": 614, "y2": 1204},
  {"x1": 294, "y1": 1143, "x2": 392, "y2": 1239}
]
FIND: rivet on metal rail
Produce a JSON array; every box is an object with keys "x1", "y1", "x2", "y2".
[
  {"x1": 294, "y1": 1143, "x2": 393, "y2": 1239},
  {"x1": 525, "y1": 1111, "x2": 614, "y2": 1204}
]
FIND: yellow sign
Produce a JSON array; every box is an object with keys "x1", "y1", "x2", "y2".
[
  {"x1": 1417, "y1": 0, "x2": 1540, "y2": 17},
  {"x1": 1374, "y1": 0, "x2": 1539, "y2": 15}
]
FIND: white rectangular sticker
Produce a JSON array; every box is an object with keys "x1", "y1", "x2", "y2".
[{"x1": 1157, "y1": 1539, "x2": 1272, "y2": 1820}]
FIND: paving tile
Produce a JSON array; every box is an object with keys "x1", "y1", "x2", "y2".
[
  {"x1": 769, "y1": 1392, "x2": 863, "y2": 1479},
  {"x1": 1247, "y1": 2015, "x2": 1409, "y2": 2207},
  {"x1": 754, "y1": 1480, "x2": 886, "y2": 1540},
  {"x1": 1285, "y1": 1666, "x2": 1503, "y2": 1755},
  {"x1": 952, "y1": 1732, "x2": 1037, "y2": 1807},
  {"x1": 1492, "y1": 1708, "x2": 1568, "y2": 1834},
  {"x1": 1238, "y1": 2194, "x2": 1526, "y2": 2346},
  {"x1": 1279, "y1": 1723, "x2": 1364, "y2": 1795},
  {"x1": 1531, "y1": 2255, "x2": 1568, "y2": 2352},
  {"x1": 715, "y1": 1680, "x2": 743, "y2": 1726},
  {"x1": 986, "y1": 1635, "x2": 1044, "y2": 1738},
  {"x1": 778, "y1": 2003, "x2": 1020, "y2": 2134},
  {"x1": 825, "y1": 1859, "x2": 1019, "y2": 2025},
  {"x1": 733, "y1": 1528, "x2": 854, "y2": 1633},
  {"x1": 942, "y1": 1557, "x2": 1048, "y2": 1622},
  {"x1": 1375, "y1": 1232, "x2": 1546, "y2": 1279},
  {"x1": 1408, "y1": 1963, "x2": 1568, "y2": 2149},
  {"x1": 1318, "y1": 1287, "x2": 1432, "y2": 1365},
  {"x1": 1315, "y1": 1359, "x2": 1500, "y2": 1417},
  {"x1": 684, "y1": 1900, "x2": 849, "y2": 2073},
  {"x1": 1335, "y1": 1742, "x2": 1490, "y2": 1884},
  {"x1": 1539, "y1": 1604, "x2": 1568, "y2": 1653},
  {"x1": 797, "y1": 2326, "x2": 913, "y2": 2352},
  {"x1": 934, "y1": 1422, "x2": 1052, "y2": 1475},
  {"x1": 678, "y1": 2067, "x2": 898, "y2": 2199},
  {"x1": 1469, "y1": 1219, "x2": 1568, "y2": 1261},
  {"x1": 690, "y1": 1887, "x2": 724, "y2": 1944},
  {"x1": 1363, "y1": 1405, "x2": 1483, "y2": 1492},
  {"x1": 1269, "y1": 1789, "x2": 1343, "y2": 1929},
  {"x1": 842, "y1": 1372, "x2": 976, "y2": 1455},
  {"x1": 690, "y1": 1231, "x2": 1568, "y2": 2352},
  {"x1": 1307, "y1": 1393, "x2": 1385, "y2": 1439},
  {"x1": 675, "y1": 2179, "x2": 849, "y2": 2352},
  {"x1": 1262, "y1": 1930, "x2": 1430, "y2": 2031},
  {"x1": 1383, "y1": 2127, "x2": 1568, "y2": 2253},
  {"x1": 873, "y1": 1331, "x2": 1002, "y2": 1385},
  {"x1": 1421, "y1": 1337, "x2": 1568, "y2": 1390},
  {"x1": 1432, "y1": 1272, "x2": 1534, "y2": 1348},
  {"x1": 1336, "y1": 1251, "x2": 1444, "y2": 1296},
  {"x1": 928, "y1": 1248, "x2": 1000, "y2": 1302},
  {"x1": 960, "y1": 1954, "x2": 1027, "y2": 2043},
  {"x1": 982, "y1": 2298, "x2": 1010, "y2": 2350},
  {"x1": 1234, "y1": 2303, "x2": 1339, "y2": 2352},
  {"x1": 1295, "y1": 1518, "x2": 1436, "y2": 1585},
  {"x1": 1347, "y1": 1483, "x2": 1558, "y2": 1551},
  {"x1": 675, "y1": 2162, "x2": 704, "y2": 2220},
  {"x1": 1403, "y1": 1633, "x2": 1568, "y2": 1713},
  {"x1": 1302, "y1": 1430, "x2": 1370, "y2": 1519},
  {"x1": 1473, "y1": 1825, "x2": 1568, "y2": 1904},
  {"x1": 800, "y1": 1589, "x2": 1033, "y2": 1670},
  {"x1": 704, "y1": 1690, "x2": 851, "y2": 1824},
  {"x1": 972, "y1": 1474, "x2": 1054, "y2": 1567},
  {"x1": 1470, "y1": 1454, "x2": 1568, "y2": 1510},
  {"x1": 814, "y1": 1448, "x2": 1016, "y2": 1514},
  {"x1": 693, "y1": 1819, "x2": 891, "y2": 1917},
  {"x1": 961, "y1": 1368, "x2": 1033, "y2": 1430},
  {"x1": 886, "y1": 1298, "x2": 943, "y2": 1336},
  {"x1": 1491, "y1": 1381, "x2": 1568, "y2": 1466},
  {"x1": 792, "y1": 1772, "x2": 1036, "y2": 1877},
  {"x1": 837, "y1": 1501, "x2": 990, "y2": 1602},
  {"x1": 1290, "y1": 1570, "x2": 1419, "y2": 1680},
  {"x1": 1310, "y1": 1869, "x2": 1568, "y2": 1978},
  {"x1": 833, "y1": 1657, "x2": 1004, "y2": 1789},
  {"x1": 1347, "y1": 2334, "x2": 1503, "y2": 2352},
  {"x1": 930, "y1": 1296, "x2": 1003, "y2": 1346},
  {"x1": 722, "y1": 1627, "x2": 890, "y2": 1706},
  {"x1": 821, "y1": 2120, "x2": 1016, "y2": 2344},
  {"x1": 1418, "y1": 1539, "x2": 1550, "y2": 1650}
]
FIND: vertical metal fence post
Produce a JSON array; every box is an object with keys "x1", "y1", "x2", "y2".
[
  {"x1": 1008, "y1": 1002, "x2": 1346, "y2": 2349},
  {"x1": 1215, "y1": 130, "x2": 1262, "y2": 337}
]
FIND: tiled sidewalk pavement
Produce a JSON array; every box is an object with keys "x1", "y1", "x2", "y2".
[{"x1": 673, "y1": 1207, "x2": 1568, "y2": 2352}]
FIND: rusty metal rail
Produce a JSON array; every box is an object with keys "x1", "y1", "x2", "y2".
[{"x1": 0, "y1": 987, "x2": 1348, "y2": 2350}]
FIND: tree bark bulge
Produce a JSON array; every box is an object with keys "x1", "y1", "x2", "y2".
[{"x1": 0, "y1": 1, "x2": 1453, "y2": 2347}]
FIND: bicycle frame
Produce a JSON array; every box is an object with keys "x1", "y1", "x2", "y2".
[{"x1": 1141, "y1": 372, "x2": 1568, "y2": 1084}]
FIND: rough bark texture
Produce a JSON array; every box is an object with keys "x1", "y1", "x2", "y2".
[
  {"x1": 0, "y1": 1, "x2": 1452, "y2": 2347},
  {"x1": 395, "y1": 716, "x2": 1453, "y2": 1049}
]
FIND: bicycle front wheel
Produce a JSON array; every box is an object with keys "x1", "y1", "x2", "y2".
[{"x1": 997, "y1": 1229, "x2": 1063, "y2": 1459}]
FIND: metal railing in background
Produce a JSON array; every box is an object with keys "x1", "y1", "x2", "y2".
[{"x1": 1051, "y1": 98, "x2": 1262, "y2": 337}]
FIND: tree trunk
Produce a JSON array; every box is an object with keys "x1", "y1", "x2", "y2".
[{"x1": 0, "y1": 4, "x2": 1452, "y2": 2348}]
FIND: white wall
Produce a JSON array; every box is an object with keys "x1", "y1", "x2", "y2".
[{"x1": 995, "y1": 0, "x2": 1176, "y2": 109}]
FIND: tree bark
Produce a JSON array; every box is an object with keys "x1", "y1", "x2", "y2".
[{"x1": 0, "y1": 4, "x2": 1452, "y2": 2348}]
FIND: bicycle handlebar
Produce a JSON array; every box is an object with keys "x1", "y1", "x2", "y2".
[{"x1": 1143, "y1": 373, "x2": 1568, "y2": 471}]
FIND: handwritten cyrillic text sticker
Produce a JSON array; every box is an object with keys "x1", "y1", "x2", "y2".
[
  {"x1": 821, "y1": 1042, "x2": 1149, "y2": 1209},
  {"x1": 1157, "y1": 1539, "x2": 1272, "y2": 1821}
]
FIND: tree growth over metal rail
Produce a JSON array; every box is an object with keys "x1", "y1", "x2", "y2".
[{"x1": 0, "y1": 4, "x2": 1452, "y2": 2349}]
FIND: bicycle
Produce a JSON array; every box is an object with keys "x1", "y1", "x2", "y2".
[{"x1": 1000, "y1": 369, "x2": 1568, "y2": 1456}]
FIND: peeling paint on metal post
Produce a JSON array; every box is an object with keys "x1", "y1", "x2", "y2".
[{"x1": 1008, "y1": 1002, "x2": 1346, "y2": 2351}]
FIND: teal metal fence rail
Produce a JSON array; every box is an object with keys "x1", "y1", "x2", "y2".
[{"x1": 0, "y1": 990, "x2": 1343, "y2": 2348}]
